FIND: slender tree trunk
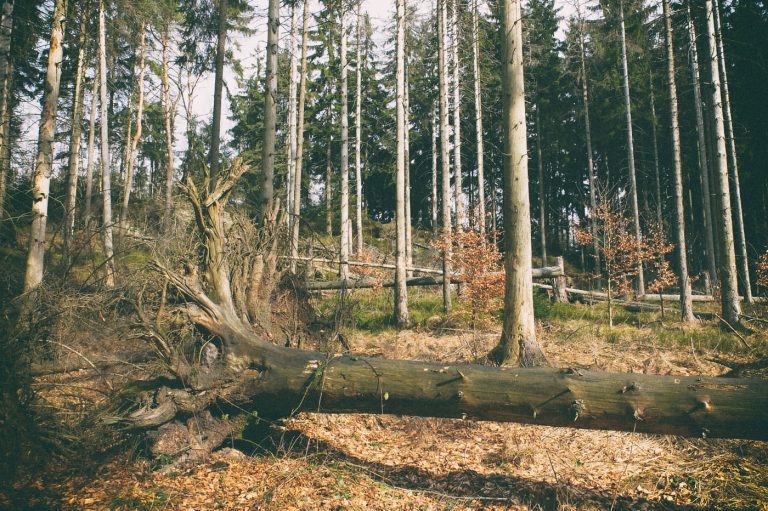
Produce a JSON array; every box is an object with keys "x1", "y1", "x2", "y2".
[
  {"x1": 325, "y1": 139, "x2": 333, "y2": 236},
  {"x1": 687, "y1": 1, "x2": 716, "y2": 287},
  {"x1": 209, "y1": 0, "x2": 227, "y2": 186},
  {"x1": 23, "y1": 0, "x2": 66, "y2": 292},
  {"x1": 340, "y1": 4, "x2": 350, "y2": 281},
  {"x1": 161, "y1": 28, "x2": 175, "y2": 233},
  {"x1": 431, "y1": 106, "x2": 438, "y2": 232},
  {"x1": 98, "y1": 0, "x2": 115, "y2": 287},
  {"x1": 291, "y1": 0, "x2": 310, "y2": 273},
  {"x1": 649, "y1": 71, "x2": 663, "y2": 226},
  {"x1": 490, "y1": 0, "x2": 545, "y2": 367},
  {"x1": 394, "y1": 0, "x2": 410, "y2": 327},
  {"x1": 471, "y1": 0, "x2": 485, "y2": 234},
  {"x1": 713, "y1": 0, "x2": 751, "y2": 303},
  {"x1": 120, "y1": 23, "x2": 145, "y2": 233},
  {"x1": 438, "y1": 0, "x2": 452, "y2": 312},
  {"x1": 0, "y1": 60, "x2": 10, "y2": 220},
  {"x1": 84, "y1": 71, "x2": 98, "y2": 233},
  {"x1": 286, "y1": 2, "x2": 298, "y2": 224},
  {"x1": 62, "y1": 10, "x2": 87, "y2": 266},
  {"x1": 121, "y1": 58, "x2": 134, "y2": 216},
  {"x1": 618, "y1": 1, "x2": 644, "y2": 296},
  {"x1": 404, "y1": 59, "x2": 413, "y2": 277},
  {"x1": 260, "y1": 0, "x2": 279, "y2": 219},
  {"x1": 354, "y1": 0, "x2": 363, "y2": 256},
  {"x1": 535, "y1": 106, "x2": 546, "y2": 264},
  {"x1": 705, "y1": 0, "x2": 741, "y2": 324},
  {"x1": 577, "y1": 12, "x2": 600, "y2": 273},
  {"x1": 663, "y1": 0, "x2": 695, "y2": 323},
  {"x1": 451, "y1": 0, "x2": 463, "y2": 235}
]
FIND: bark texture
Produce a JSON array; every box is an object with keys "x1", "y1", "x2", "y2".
[
  {"x1": 291, "y1": 0, "x2": 310, "y2": 273},
  {"x1": 438, "y1": 0, "x2": 452, "y2": 313},
  {"x1": 260, "y1": 0, "x2": 279, "y2": 219},
  {"x1": 209, "y1": 0, "x2": 227, "y2": 186},
  {"x1": 394, "y1": 0, "x2": 410, "y2": 327},
  {"x1": 98, "y1": 0, "x2": 116, "y2": 287}
]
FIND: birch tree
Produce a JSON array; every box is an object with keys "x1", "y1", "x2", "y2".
[
  {"x1": 394, "y1": 0, "x2": 410, "y2": 327},
  {"x1": 489, "y1": 0, "x2": 546, "y2": 367},
  {"x1": 663, "y1": 0, "x2": 695, "y2": 322},
  {"x1": 98, "y1": 0, "x2": 116, "y2": 287},
  {"x1": 23, "y1": 0, "x2": 66, "y2": 292},
  {"x1": 438, "y1": 0, "x2": 452, "y2": 312},
  {"x1": 705, "y1": 0, "x2": 741, "y2": 324}
]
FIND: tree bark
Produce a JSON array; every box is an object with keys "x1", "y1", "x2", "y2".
[
  {"x1": 489, "y1": 0, "x2": 546, "y2": 367},
  {"x1": 705, "y1": 0, "x2": 741, "y2": 325},
  {"x1": 438, "y1": 0, "x2": 452, "y2": 313},
  {"x1": 618, "y1": 1, "x2": 644, "y2": 296},
  {"x1": 161, "y1": 27, "x2": 175, "y2": 233},
  {"x1": 431, "y1": 105, "x2": 438, "y2": 232},
  {"x1": 0, "y1": 1, "x2": 13, "y2": 219},
  {"x1": 286, "y1": 2, "x2": 298, "y2": 222},
  {"x1": 340, "y1": 3, "x2": 350, "y2": 282},
  {"x1": 663, "y1": 0, "x2": 696, "y2": 323},
  {"x1": 23, "y1": 0, "x2": 66, "y2": 292},
  {"x1": 260, "y1": 0, "x2": 279, "y2": 220},
  {"x1": 404, "y1": 49, "x2": 413, "y2": 278},
  {"x1": 649, "y1": 71, "x2": 663, "y2": 226},
  {"x1": 63, "y1": 10, "x2": 87, "y2": 267},
  {"x1": 291, "y1": 0, "x2": 310, "y2": 273},
  {"x1": 84, "y1": 70, "x2": 98, "y2": 234},
  {"x1": 209, "y1": 0, "x2": 227, "y2": 187},
  {"x1": 535, "y1": 107, "x2": 546, "y2": 264},
  {"x1": 686, "y1": 1, "x2": 717, "y2": 288},
  {"x1": 120, "y1": 23, "x2": 145, "y2": 233},
  {"x1": 354, "y1": 0, "x2": 363, "y2": 257},
  {"x1": 713, "y1": 0, "x2": 751, "y2": 303},
  {"x1": 393, "y1": 0, "x2": 410, "y2": 327},
  {"x1": 471, "y1": 0, "x2": 485, "y2": 234},
  {"x1": 326, "y1": 138, "x2": 333, "y2": 236},
  {"x1": 451, "y1": 0, "x2": 463, "y2": 236},
  {"x1": 98, "y1": 0, "x2": 116, "y2": 287}
]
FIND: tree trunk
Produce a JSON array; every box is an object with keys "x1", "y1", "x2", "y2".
[
  {"x1": 577, "y1": 12, "x2": 600, "y2": 274},
  {"x1": 438, "y1": 0, "x2": 452, "y2": 313},
  {"x1": 713, "y1": 0, "x2": 751, "y2": 303},
  {"x1": 120, "y1": 23, "x2": 145, "y2": 233},
  {"x1": 649, "y1": 71, "x2": 663, "y2": 226},
  {"x1": 394, "y1": 0, "x2": 410, "y2": 327},
  {"x1": 161, "y1": 27, "x2": 175, "y2": 233},
  {"x1": 286, "y1": 3, "x2": 297, "y2": 219},
  {"x1": 535, "y1": 107, "x2": 547, "y2": 265},
  {"x1": 208, "y1": 0, "x2": 227, "y2": 186},
  {"x1": 686, "y1": 1, "x2": 717, "y2": 288},
  {"x1": 354, "y1": 0, "x2": 363, "y2": 257},
  {"x1": 404, "y1": 53, "x2": 413, "y2": 278},
  {"x1": 84, "y1": 70, "x2": 98, "y2": 234},
  {"x1": 260, "y1": 0, "x2": 279, "y2": 219},
  {"x1": 98, "y1": 0, "x2": 116, "y2": 288},
  {"x1": 451, "y1": 0, "x2": 463, "y2": 236},
  {"x1": 705, "y1": 0, "x2": 741, "y2": 325},
  {"x1": 489, "y1": 0, "x2": 545, "y2": 367},
  {"x1": 63, "y1": 10, "x2": 87, "y2": 267},
  {"x1": 618, "y1": 1, "x2": 644, "y2": 296},
  {"x1": 471, "y1": 0, "x2": 485, "y2": 234},
  {"x1": 326, "y1": 139, "x2": 333, "y2": 236},
  {"x1": 663, "y1": 0, "x2": 696, "y2": 323},
  {"x1": 431, "y1": 106, "x2": 438, "y2": 232},
  {"x1": 339, "y1": 5, "x2": 350, "y2": 282},
  {"x1": 291, "y1": 0, "x2": 310, "y2": 273},
  {"x1": 0, "y1": 0, "x2": 13, "y2": 220},
  {"x1": 23, "y1": 0, "x2": 66, "y2": 292}
]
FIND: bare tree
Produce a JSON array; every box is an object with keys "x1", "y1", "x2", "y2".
[
  {"x1": 451, "y1": 0, "x2": 463, "y2": 235},
  {"x1": 394, "y1": 0, "x2": 410, "y2": 327},
  {"x1": 431, "y1": 105, "x2": 438, "y2": 232},
  {"x1": 535, "y1": 106, "x2": 546, "y2": 264},
  {"x1": 618, "y1": 0, "x2": 644, "y2": 295},
  {"x1": 84, "y1": 74, "x2": 98, "y2": 232},
  {"x1": 63, "y1": 11, "x2": 88, "y2": 266},
  {"x1": 705, "y1": 0, "x2": 741, "y2": 324},
  {"x1": 663, "y1": 0, "x2": 695, "y2": 322},
  {"x1": 120, "y1": 23, "x2": 145, "y2": 233},
  {"x1": 489, "y1": 0, "x2": 546, "y2": 367},
  {"x1": 686, "y1": 0, "x2": 717, "y2": 288},
  {"x1": 713, "y1": 0, "x2": 751, "y2": 303},
  {"x1": 209, "y1": 0, "x2": 227, "y2": 186},
  {"x1": 340, "y1": 2, "x2": 350, "y2": 281},
  {"x1": 260, "y1": 0, "x2": 279, "y2": 219},
  {"x1": 161, "y1": 24, "x2": 175, "y2": 232},
  {"x1": 471, "y1": 0, "x2": 485, "y2": 234},
  {"x1": 291, "y1": 0, "x2": 310, "y2": 273},
  {"x1": 23, "y1": 0, "x2": 66, "y2": 292},
  {"x1": 0, "y1": 0, "x2": 13, "y2": 219},
  {"x1": 286, "y1": 2, "x2": 298, "y2": 223},
  {"x1": 438, "y1": 0, "x2": 452, "y2": 312},
  {"x1": 404, "y1": 45, "x2": 413, "y2": 277},
  {"x1": 649, "y1": 71, "x2": 663, "y2": 226},
  {"x1": 98, "y1": 0, "x2": 116, "y2": 287}
]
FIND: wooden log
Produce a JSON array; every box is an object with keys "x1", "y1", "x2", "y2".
[{"x1": 306, "y1": 276, "x2": 454, "y2": 291}]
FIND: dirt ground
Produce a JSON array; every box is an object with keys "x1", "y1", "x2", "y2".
[{"x1": 9, "y1": 311, "x2": 768, "y2": 511}]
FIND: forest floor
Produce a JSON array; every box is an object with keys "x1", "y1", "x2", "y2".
[{"x1": 8, "y1": 286, "x2": 768, "y2": 511}]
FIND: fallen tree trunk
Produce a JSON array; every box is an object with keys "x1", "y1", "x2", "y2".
[
  {"x1": 289, "y1": 256, "x2": 564, "y2": 278},
  {"x1": 306, "y1": 276, "x2": 456, "y2": 290}
]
